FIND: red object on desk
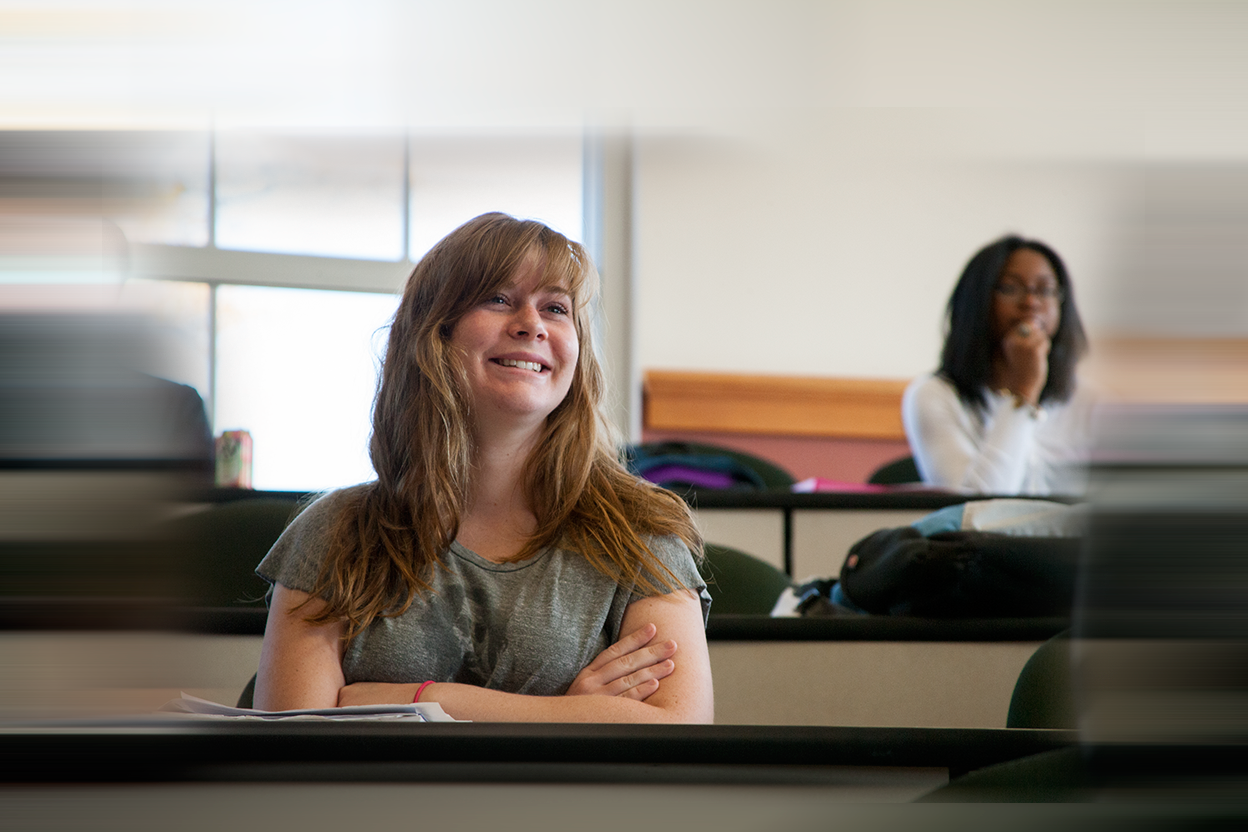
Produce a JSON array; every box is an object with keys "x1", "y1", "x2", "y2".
[
  {"x1": 791, "y1": 477, "x2": 890, "y2": 493},
  {"x1": 792, "y1": 477, "x2": 951, "y2": 494}
]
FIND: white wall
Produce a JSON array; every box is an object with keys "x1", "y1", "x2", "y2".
[
  {"x1": 10, "y1": 1, "x2": 1248, "y2": 390},
  {"x1": 611, "y1": 2, "x2": 1248, "y2": 382},
  {"x1": 633, "y1": 114, "x2": 1138, "y2": 379}
]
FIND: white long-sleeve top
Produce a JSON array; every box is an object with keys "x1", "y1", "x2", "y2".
[{"x1": 901, "y1": 373, "x2": 1097, "y2": 496}]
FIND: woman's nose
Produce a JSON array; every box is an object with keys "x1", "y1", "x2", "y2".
[
  {"x1": 1018, "y1": 288, "x2": 1042, "y2": 309},
  {"x1": 509, "y1": 304, "x2": 546, "y2": 339}
]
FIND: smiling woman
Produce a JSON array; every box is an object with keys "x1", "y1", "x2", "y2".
[{"x1": 253, "y1": 213, "x2": 713, "y2": 723}]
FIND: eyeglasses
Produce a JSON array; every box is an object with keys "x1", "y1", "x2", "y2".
[{"x1": 994, "y1": 282, "x2": 1064, "y2": 302}]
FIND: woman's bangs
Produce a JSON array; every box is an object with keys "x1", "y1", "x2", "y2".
[{"x1": 536, "y1": 245, "x2": 591, "y2": 310}]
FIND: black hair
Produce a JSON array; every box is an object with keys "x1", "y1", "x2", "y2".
[{"x1": 938, "y1": 235, "x2": 1088, "y2": 410}]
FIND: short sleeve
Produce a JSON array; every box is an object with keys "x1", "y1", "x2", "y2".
[
  {"x1": 632, "y1": 535, "x2": 713, "y2": 626},
  {"x1": 255, "y1": 489, "x2": 349, "y2": 596}
]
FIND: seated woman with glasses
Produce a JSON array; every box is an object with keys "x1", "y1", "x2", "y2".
[{"x1": 902, "y1": 235, "x2": 1095, "y2": 495}]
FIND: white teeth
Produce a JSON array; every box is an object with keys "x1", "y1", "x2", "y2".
[{"x1": 498, "y1": 359, "x2": 543, "y2": 372}]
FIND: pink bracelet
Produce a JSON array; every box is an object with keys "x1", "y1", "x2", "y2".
[{"x1": 413, "y1": 680, "x2": 435, "y2": 704}]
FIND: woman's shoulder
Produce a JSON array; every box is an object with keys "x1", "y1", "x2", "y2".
[
  {"x1": 904, "y1": 372, "x2": 965, "y2": 412},
  {"x1": 636, "y1": 534, "x2": 711, "y2": 623},
  {"x1": 906, "y1": 371, "x2": 956, "y2": 395},
  {"x1": 556, "y1": 532, "x2": 696, "y2": 571},
  {"x1": 300, "y1": 483, "x2": 370, "y2": 516},
  {"x1": 275, "y1": 484, "x2": 368, "y2": 537},
  {"x1": 639, "y1": 534, "x2": 704, "y2": 587},
  {"x1": 1044, "y1": 375, "x2": 1102, "y2": 427},
  {"x1": 644, "y1": 533, "x2": 695, "y2": 563}
]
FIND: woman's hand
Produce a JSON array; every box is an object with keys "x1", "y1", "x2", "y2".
[
  {"x1": 564, "y1": 622, "x2": 677, "y2": 701},
  {"x1": 999, "y1": 316, "x2": 1051, "y2": 405}
]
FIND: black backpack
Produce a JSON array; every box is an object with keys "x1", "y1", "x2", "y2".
[{"x1": 832, "y1": 526, "x2": 1080, "y2": 618}]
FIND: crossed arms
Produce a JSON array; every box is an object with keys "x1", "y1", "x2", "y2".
[{"x1": 254, "y1": 582, "x2": 714, "y2": 723}]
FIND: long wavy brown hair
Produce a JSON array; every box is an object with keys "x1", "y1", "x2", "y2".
[{"x1": 303, "y1": 213, "x2": 701, "y2": 639}]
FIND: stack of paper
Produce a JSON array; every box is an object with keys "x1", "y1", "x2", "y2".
[{"x1": 160, "y1": 693, "x2": 460, "y2": 722}]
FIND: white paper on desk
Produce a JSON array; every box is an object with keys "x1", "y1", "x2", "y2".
[{"x1": 160, "y1": 693, "x2": 462, "y2": 722}]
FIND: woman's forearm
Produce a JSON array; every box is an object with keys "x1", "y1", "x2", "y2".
[{"x1": 335, "y1": 680, "x2": 710, "y2": 723}]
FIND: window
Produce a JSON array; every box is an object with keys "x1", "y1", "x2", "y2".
[
  {"x1": 111, "y1": 131, "x2": 212, "y2": 249},
  {"x1": 112, "y1": 129, "x2": 583, "y2": 491},
  {"x1": 214, "y1": 285, "x2": 398, "y2": 492},
  {"x1": 215, "y1": 132, "x2": 407, "y2": 261}
]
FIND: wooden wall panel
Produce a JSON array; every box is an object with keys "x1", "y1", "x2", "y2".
[
  {"x1": 645, "y1": 338, "x2": 1248, "y2": 443},
  {"x1": 644, "y1": 370, "x2": 909, "y2": 440}
]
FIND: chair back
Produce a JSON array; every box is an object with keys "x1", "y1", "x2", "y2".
[
  {"x1": 237, "y1": 673, "x2": 258, "y2": 709},
  {"x1": 1006, "y1": 631, "x2": 1075, "y2": 729},
  {"x1": 867, "y1": 455, "x2": 920, "y2": 485},
  {"x1": 165, "y1": 496, "x2": 302, "y2": 607},
  {"x1": 699, "y1": 543, "x2": 793, "y2": 615},
  {"x1": 626, "y1": 441, "x2": 796, "y2": 491}
]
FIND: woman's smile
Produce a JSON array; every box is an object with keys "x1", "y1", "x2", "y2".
[{"x1": 493, "y1": 357, "x2": 548, "y2": 373}]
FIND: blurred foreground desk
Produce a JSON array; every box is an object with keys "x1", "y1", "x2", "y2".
[
  {"x1": 0, "y1": 721, "x2": 1073, "y2": 785},
  {"x1": 6, "y1": 725, "x2": 1246, "y2": 831},
  {"x1": 1, "y1": 721, "x2": 1073, "y2": 830},
  {"x1": 8, "y1": 723, "x2": 1243, "y2": 831}
]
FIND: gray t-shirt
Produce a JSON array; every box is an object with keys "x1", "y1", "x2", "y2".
[{"x1": 256, "y1": 486, "x2": 711, "y2": 696}]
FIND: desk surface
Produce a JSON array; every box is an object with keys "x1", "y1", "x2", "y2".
[
  {"x1": 0, "y1": 599, "x2": 1071, "y2": 643},
  {"x1": 0, "y1": 720, "x2": 1075, "y2": 784}
]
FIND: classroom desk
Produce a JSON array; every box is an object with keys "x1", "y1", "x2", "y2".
[
  {"x1": 0, "y1": 720, "x2": 1074, "y2": 784},
  {"x1": 0, "y1": 722, "x2": 1084, "y2": 830},
  {"x1": 688, "y1": 489, "x2": 971, "y2": 577},
  {"x1": 2, "y1": 724, "x2": 1242, "y2": 832}
]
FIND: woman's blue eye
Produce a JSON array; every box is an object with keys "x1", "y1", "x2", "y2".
[{"x1": 548, "y1": 303, "x2": 569, "y2": 315}]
